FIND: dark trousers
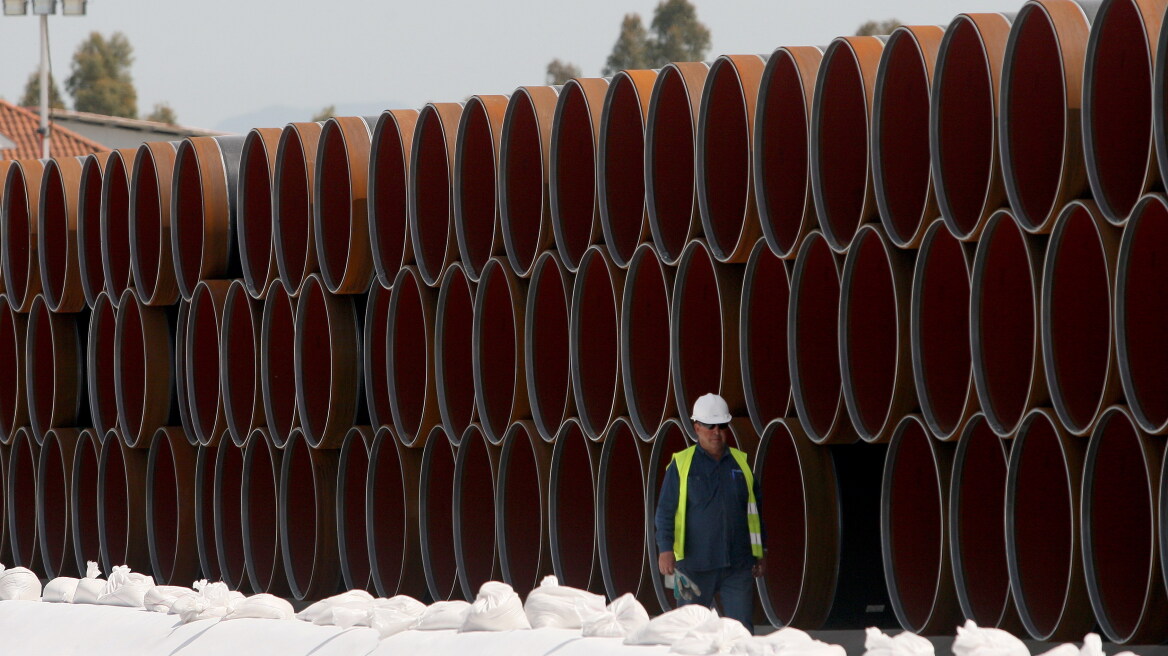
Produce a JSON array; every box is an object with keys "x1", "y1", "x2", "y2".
[{"x1": 675, "y1": 565, "x2": 755, "y2": 634}]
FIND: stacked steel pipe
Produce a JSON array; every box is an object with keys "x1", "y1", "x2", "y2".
[{"x1": 7, "y1": 0, "x2": 1168, "y2": 644}]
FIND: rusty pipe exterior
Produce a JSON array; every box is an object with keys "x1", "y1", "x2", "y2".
[{"x1": 170, "y1": 135, "x2": 246, "y2": 300}]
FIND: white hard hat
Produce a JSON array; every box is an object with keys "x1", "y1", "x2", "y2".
[{"x1": 691, "y1": 393, "x2": 732, "y2": 424}]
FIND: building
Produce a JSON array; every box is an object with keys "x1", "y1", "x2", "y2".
[
  {"x1": 0, "y1": 98, "x2": 107, "y2": 160},
  {"x1": 47, "y1": 107, "x2": 229, "y2": 150}
]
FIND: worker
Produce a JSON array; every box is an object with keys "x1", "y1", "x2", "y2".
[{"x1": 654, "y1": 392, "x2": 766, "y2": 633}]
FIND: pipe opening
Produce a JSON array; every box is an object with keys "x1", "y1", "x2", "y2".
[
  {"x1": 9, "y1": 432, "x2": 37, "y2": 569},
  {"x1": 389, "y1": 270, "x2": 430, "y2": 440},
  {"x1": 475, "y1": 264, "x2": 518, "y2": 439},
  {"x1": 598, "y1": 419, "x2": 644, "y2": 598},
  {"x1": 242, "y1": 431, "x2": 281, "y2": 593},
  {"x1": 239, "y1": 133, "x2": 274, "y2": 297},
  {"x1": 102, "y1": 154, "x2": 132, "y2": 300},
  {"x1": 99, "y1": 437, "x2": 128, "y2": 569},
  {"x1": 196, "y1": 444, "x2": 220, "y2": 580},
  {"x1": 215, "y1": 440, "x2": 247, "y2": 589},
  {"x1": 368, "y1": 432, "x2": 407, "y2": 594},
  {"x1": 261, "y1": 282, "x2": 297, "y2": 443},
  {"x1": 0, "y1": 299, "x2": 23, "y2": 440},
  {"x1": 499, "y1": 423, "x2": 542, "y2": 595},
  {"x1": 4, "y1": 167, "x2": 32, "y2": 304},
  {"x1": 791, "y1": 236, "x2": 842, "y2": 439},
  {"x1": 876, "y1": 32, "x2": 933, "y2": 242},
  {"x1": 26, "y1": 299, "x2": 58, "y2": 435},
  {"x1": 623, "y1": 247, "x2": 671, "y2": 437},
  {"x1": 438, "y1": 266, "x2": 476, "y2": 437},
  {"x1": 71, "y1": 432, "x2": 100, "y2": 571},
  {"x1": 549, "y1": 420, "x2": 595, "y2": 589},
  {"x1": 371, "y1": 116, "x2": 410, "y2": 281},
  {"x1": 39, "y1": 433, "x2": 69, "y2": 575},
  {"x1": 189, "y1": 286, "x2": 224, "y2": 443},
  {"x1": 338, "y1": 431, "x2": 371, "y2": 591},
  {"x1": 79, "y1": 156, "x2": 105, "y2": 303},
  {"x1": 88, "y1": 296, "x2": 116, "y2": 435},
  {"x1": 281, "y1": 434, "x2": 317, "y2": 595},
  {"x1": 528, "y1": 255, "x2": 570, "y2": 438},
  {"x1": 815, "y1": 44, "x2": 871, "y2": 248},
  {"x1": 757, "y1": 53, "x2": 810, "y2": 256},
  {"x1": 648, "y1": 68, "x2": 697, "y2": 263},
  {"x1": 573, "y1": 251, "x2": 620, "y2": 435},
  {"x1": 317, "y1": 121, "x2": 355, "y2": 286},
  {"x1": 364, "y1": 286, "x2": 392, "y2": 429},
  {"x1": 275, "y1": 129, "x2": 312, "y2": 291},
  {"x1": 842, "y1": 229, "x2": 900, "y2": 435},
  {"x1": 601, "y1": 76, "x2": 647, "y2": 264},
  {"x1": 455, "y1": 427, "x2": 496, "y2": 596},
  {"x1": 755, "y1": 422, "x2": 810, "y2": 624},
  {"x1": 646, "y1": 420, "x2": 690, "y2": 613},
  {"x1": 223, "y1": 285, "x2": 260, "y2": 443},
  {"x1": 553, "y1": 83, "x2": 598, "y2": 267},
  {"x1": 742, "y1": 243, "x2": 790, "y2": 431},
  {"x1": 148, "y1": 433, "x2": 181, "y2": 580},
  {"x1": 503, "y1": 93, "x2": 546, "y2": 273},
  {"x1": 701, "y1": 60, "x2": 750, "y2": 256},
  {"x1": 421, "y1": 432, "x2": 458, "y2": 599},
  {"x1": 413, "y1": 108, "x2": 452, "y2": 282},
  {"x1": 457, "y1": 99, "x2": 500, "y2": 276},
  {"x1": 1118, "y1": 197, "x2": 1168, "y2": 430},
  {"x1": 296, "y1": 281, "x2": 335, "y2": 441},
  {"x1": 117, "y1": 297, "x2": 148, "y2": 440},
  {"x1": 674, "y1": 244, "x2": 724, "y2": 428},
  {"x1": 40, "y1": 163, "x2": 69, "y2": 306},
  {"x1": 173, "y1": 143, "x2": 206, "y2": 295},
  {"x1": 131, "y1": 150, "x2": 163, "y2": 296}
]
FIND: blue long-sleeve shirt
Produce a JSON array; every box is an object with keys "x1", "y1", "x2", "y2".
[{"x1": 654, "y1": 445, "x2": 766, "y2": 571}]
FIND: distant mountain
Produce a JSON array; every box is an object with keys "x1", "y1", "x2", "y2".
[{"x1": 214, "y1": 101, "x2": 407, "y2": 134}]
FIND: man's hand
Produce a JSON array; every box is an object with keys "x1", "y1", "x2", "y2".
[
  {"x1": 752, "y1": 556, "x2": 766, "y2": 578},
  {"x1": 658, "y1": 551, "x2": 675, "y2": 576}
]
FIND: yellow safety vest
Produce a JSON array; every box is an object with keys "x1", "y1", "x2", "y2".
[{"x1": 670, "y1": 445, "x2": 764, "y2": 561}]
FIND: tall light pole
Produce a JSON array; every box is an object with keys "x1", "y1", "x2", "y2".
[{"x1": 3, "y1": 0, "x2": 88, "y2": 159}]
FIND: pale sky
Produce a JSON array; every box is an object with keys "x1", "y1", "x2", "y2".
[{"x1": 0, "y1": 0, "x2": 1025, "y2": 132}]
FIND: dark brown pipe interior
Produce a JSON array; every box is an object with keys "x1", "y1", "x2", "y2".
[
  {"x1": 1005, "y1": 8, "x2": 1066, "y2": 225},
  {"x1": 1088, "y1": 0, "x2": 1150, "y2": 218},
  {"x1": 414, "y1": 108, "x2": 452, "y2": 278},
  {"x1": 916, "y1": 228, "x2": 971, "y2": 435},
  {"x1": 758, "y1": 54, "x2": 810, "y2": 254},
  {"x1": 438, "y1": 270, "x2": 475, "y2": 435},
  {"x1": 216, "y1": 441, "x2": 246, "y2": 587},
  {"x1": 297, "y1": 283, "x2": 332, "y2": 439},
  {"x1": 817, "y1": 45, "x2": 870, "y2": 246},
  {"x1": 649, "y1": 68, "x2": 697, "y2": 261},
  {"x1": 90, "y1": 298, "x2": 117, "y2": 434},
  {"x1": 0, "y1": 306, "x2": 20, "y2": 436},
  {"x1": 602, "y1": 77, "x2": 646, "y2": 264},
  {"x1": 369, "y1": 436, "x2": 406, "y2": 593},
  {"x1": 600, "y1": 420, "x2": 644, "y2": 595},
  {"x1": 1048, "y1": 206, "x2": 1110, "y2": 429},
  {"x1": 173, "y1": 144, "x2": 206, "y2": 293},
  {"x1": 458, "y1": 99, "x2": 499, "y2": 273},
  {"x1": 743, "y1": 248, "x2": 790, "y2": 426},
  {"x1": 340, "y1": 438, "x2": 371, "y2": 590},
  {"x1": 976, "y1": 218, "x2": 1035, "y2": 430},
  {"x1": 423, "y1": 437, "x2": 457, "y2": 596},
  {"x1": 877, "y1": 32, "x2": 932, "y2": 240},
  {"x1": 551, "y1": 422, "x2": 594, "y2": 588},
  {"x1": 887, "y1": 420, "x2": 943, "y2": 628},
  {"x1": 276, "y1": 130, "x2": 312, "y2": 288},
  {"x1": 371, "y1": 119, "x2": 409, "y2": 277},
  {"x1": 132, "y1": 152, "x2": 162, "y2": 294},
  {"x1": 391, "y1": 274, "x2": 428, "y2": 435},
  {"x1": 190, "y1": 288, "x2": 223, "y2": 441},
  {"x1": 40, "y1": 435, "x2": 69, "y2": 573},
  {"x1": 504, "y1": 93, "x2": 545, "y2": 272},
  {"x1": 676, "y1": 247, "x2": 723, "y2": 422},
  {"x1": 104, "y1": 157, "x2": 132, "y2": 297},
  {"x1": 5, "y1": 170, "x2": 31, "y2": 300},
  {"x1": 119, "y1": 299, "x2": 147, "y2": 439},
  {"x1": 529, "y1": 260, "x2": 570, "y2": 432},
  {"x1": 624, "y1": 252, "x2": 671, "y2": 431},
  {"x1": 41, "y1": 164, "x2": 69, "y2": 303},
  {"x1": 794, "y1": 239, "x2": 842, "y2": 438},
  {"x1": 318, "y1": 121, "x2": 354, "y2": 285},
  {"x1": 283, "y1": 436, "x2": 316, "y2": 592},
  {"x1": 757, "y1": 426, "x2": 809, "y2": 622},
  {"x1": 264, "y1": 285, "x2": 297, "y2": 440},
  {"x1": 576, "y1": 256, "x2": 618, "y2": 431},
  {"x1": 844, "y1": 232, "x2": 898, "y2": 433},
  {"x1": 73, "y1": 435, "x2": 100, "y2": 567},
  {"x1": 501, "y1": 425, "x2": 541, "y2": 595},
  {"x1": 224, "y1": 289, "x2": 259, "y2": 441},
  {"x1": 702, "y1": 60, "x2": 750, "y2": 253},
  {"x1": 79, "y1": 159, "x2": 105, "y2": 299},
  {"x1": 477, "y1": 268, "x2": 517, "y2": 435},
  {"x1": 240, "y1": 135, "x2": 274, "y2": 293},
  {"x1": 457, "y1": 432, "x2": 496, "y2": 592},
  {"x1": 27, "y1": 302, "x2": 56, "y2": 432},
  {"x1": 197, "y1": 444, "x2": 220, "y2": 580},
  {"x1": 150, "y1": 434, "x2": 180, "y2": 575},
  {"x1": 101, "y1": 440, "x2": 128, "y2": 567},
  {"x1": 553, "y1": 84, "x2": 597, "y2": 266},
  {"x1": 10, "y1": 436, "x2": 36, "y2": 568},
  {"x1": 365, "y1": 287, "x2": 392, "y2": 428},
  {"x1": 244, "y1": 436, "x2": 279, "y2": 592},
  {"x1": 1121, "y1": 201, "x2": 1168, "y2": 426}
]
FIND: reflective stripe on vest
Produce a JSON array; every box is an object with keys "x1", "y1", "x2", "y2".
[{"x1": 670, "y1": 445, "x2": 764, "y2": 560}]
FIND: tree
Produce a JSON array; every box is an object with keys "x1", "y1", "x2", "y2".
[
  {"x1": 856, "y1": 19, "x2": 903, "y2": 36},
  {"x1": 311, "y1": 105, "x2": 336, "y2": 122},
  {"x1": 146, "y1": 102, "x2": 177, "y2": 125},
  {"x1": 546, "y1": 59, "x2": 581, "y2": 85},
  {"x1": 603, "y1": 13, "x2": 652, "y2": 75},
  {"x1": 65, "y1": 31, "x2": 137, "y2": 118},
  {"x1": 19, "y1": 72, "x2": 66, "y2": 110},
  {"x1": 601, "y1": 0, "x2": 711, "y2": 75}
]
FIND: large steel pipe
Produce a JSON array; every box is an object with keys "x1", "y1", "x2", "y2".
[
  {"x1": 811, "y1": 37, "x2": 885, "y2": 253},
  {"x1": 186, "y1": 280, "x2": 231, "y2": 446},
  {"x1": 174, "y1": 285, "x2": 193, "y2": 440},
  {"x1": 336, "y1": 426, "x2": 373, "y2": 591},
  {"x1": 911, "y1": 219, "x2": 977, "y2": 441},
  {"x1": 221, "y1": 281, "x2": 264, "y2": 445},
  {"x1": 41, "y1": 431, "x2": 82, "y2": 581},
  {"x1": 368, "y1": 110, "x2": 419, "y2": 288},
  {"x1": 931, "y1": 13, "x2": 1013, "y2": 241},
  {"x1": 273, "y1": 122, "x2": 323, "y2": 297},
  {"x1": 971, "y1": 210, "x2": 1047, "y2": 437},
  {"x1": 114, "y1": 288, "x2": 178, "y2": 448},
  {"x1": 551, "y1": 79, "x2": 608, "y2": 271},
  {"x1": 435, "y1": 263, "x2": 477, "y2": 441},
  {"x1": 671, "y1": 239, "x2": 744, "y2": 442},
  {"x1": 68, "y1": 428, "x2": 100, "y2": 575},
  {"x1": 1083, "y1": 406, "x2": 1168, "y2": 644},
  {"x1": 840, "y1": 225, "x2": 914, "y2": 443},
  {"x1": 314, "y1": 116, "x2": 377, "y2": 294},
  {"x1": 596, "y1": 417, "x2": 645, "y2": 601},
  {"x1": 3, "y1": 160, "x2": 45, "y2": 312},
  {"x1": 98, "y1": 431, "x2": 148, "y2": 574},
  {"x1": 7, "y1": 427, "x2": 39, "y2": 572},
  {"x1": 410, "y1": 103, "x2": 463, "y2": 287},
  {"x1": 571, "y1": 246, "x2": 626, "y2": 440},
  {"x1": 455, "y1": 95, "x2": 509, "y2": 282},
  {"x1": 129, "y1": 141, "x2": 180, "y2": 306},
  {"x1": 279, "y1": 427, "x2": 341, "y2": 600},
  {"x1": 77, "y1": 152, "x2": 110, "y2": 308},
  {"x1": 145, "y1": 427, "x2": 198, "y2": 585},
  {"x1": 1000, "y1": 0, "x2": 1098, "y2": 233},
  {"x1": 420, "y1": 425, "x2": 460, "y2": 600},
  {"x1": 647, "y1": 63, "x2": 709, "y2": 265},
  {"x1": 387, "y1": 266, "x2": 438, "y2": 446},
  {"x1": 1084, "y1": 0, "x2": 1164, "y2": 224},
  {"x1": 453, "y1": 423, "x2": 499, "y2": 599},
  {"x1": 85, "y1": 292, "x2": 116, "y2": 438},
  {"x1": 500, "y1": 86, "x2": 559, "y2": 277},
  {"x1": 880, "y1": 415, "x2": 960, "y2": 634},
  {"x1": 260, "y1": 279, "x2": 298, "y2": 446},
  {"x1": 362, "y1": 283, "x2": 392, "y2": 431},
  {"x1": 496, "y1": 420, "x2": 551, "y2": 596},
  {"x1": 645, "y1": 419, "x2": 689, "y2": 612},
  {"x1": 754, "y1": 48, "x2": 821, "y2": 260},
  {"x1": 1117, "y1": 193, "x2": 1168, "y2": 433},
  {"x1": 237, "y1": 128, "x2": 282, "y2": 299},
  {"x1": 872, "y1": 26, "x2": 944, "y2": 248},
  {"x1": 25, "y1": 295, "x2": 86, "y2": 442},
  {"x1": 366, "y1": 426, "x2": 425, "y2": 598},
  {"x1": 1007, "y1": 407, "x2": 1094, "y2": 640},
  {"x1": 194, "y1": 442, "x2": 220, "y2": 581},
  {"x1": 241, "y1": 427, "x2": 289, "y2": 595},
  {"x1": 1041, "y1": 200, "x2": 1120, "y2": 436},
  {"x1": 0, "y1": 443, "x2": 6, "y2": 565},
  {"x1": 525, "y1": 252, "x2": 573, "y2": 442},
  {"x1": 171, "y1": 135, "x2": 245, "y2": 300},
  {"x1": 788, "y1": 232, "x2": 854, "y2": 444},
  {"x1": 472, "y1": 257, "x2": 529, "y2": 444},
  {"x1": 295, "y1": 274, "x2": 364, "y2": 449},
  {"x1": 598, "y1": 71, "x2": 656, "y2": 268},
  {"x1": 697, "y1": 55, "x2": 766, "y2": 263},
  {"x1": 213, "y1": 436, "x2": 247, "y2": 589},
  {"x1": 0, "y1": 295, "x2": 27, "y2": 446},
  {"x1": 740, "y1": 239, "x2": 789, "y2": 436},
  {"x1": 621, "y1": 244, "x2": 674, "y2": 441},
  {"x1": 37, "y1": 156, "x2": 85, "y2": 312},
  {"x1": 548, "y1": 418, "x2": 598, "y2": 591},
  {"x1": 100, "y1": 149, "x2": 136, "y2": 306}
]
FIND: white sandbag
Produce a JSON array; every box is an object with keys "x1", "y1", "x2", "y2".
[
  {"x1": 0, "y1": 566, "x2": 42, "y2": 601},
  {"x1": 172, "y1": 579, "x2": 245, "y2": 623},
  {"x1": 369, "y1": 606, "x2": 423, "y2": 639},
  {"x1": 223, "y1": 593, "x2": 296, "y2": 621},
  {"x1": 580, "y1": 593, "x2": 651, "y2": 638},
  {"x1": 297, "y1": 589, "x2": 376, "y2": 624},
  {"x1": 373, "y1": 594, "x2": 427, "y2": 616},
  {"x1": 670, "y1": 615, "x2": 752, "y2": 655},
  {"x1": 460, "y1": 581, "x2": 532, "y2": 632},
  {"x1": 142, "y1": 585, "x2": 194, "y2": 613},
  {"x1": 863, "y1": 627, "x2": 934, "y2": 656},
  {"x1": 71, "y1": 561, "x2": 103, "y2": 605},
  {"x1": 624, "y1": 604, "x2": 717, "y2": 646},
  {"x1": 730, "y1": 628, "x2": 846, "y2": 656},
  {"x1": 952, "y1": 620, "x2": 1029, "y2": 656},
  {"x1": 96, "y1": 565, "x2": 155, "y2": 608},
  {"x1": 42, "y1": 577, "x2": 80, "y2": 603},
  {"x1": 416, "y1": 600, "x2": 473, "y2": 630},
  {"x1": 523, "y1": 575, "x2": 606, "y2": 629}
]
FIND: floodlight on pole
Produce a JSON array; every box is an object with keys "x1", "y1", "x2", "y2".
[
  {"x1": 61, "y1": 0, "x2": 84, "y2": 15},
  {"x1": 2, "y1": 0, "x2": 27, "y2": 15},
  {"x1": 31, "y1": 0, "x2": 54, "y2": 15}
]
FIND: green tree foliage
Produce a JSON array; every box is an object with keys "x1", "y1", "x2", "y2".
[
  {"x1": 603, "y1": 13, "x2": 652, "y2": 75},
  {"x1": 19, "y1": 72, "x2": 66, "y2": 110},
  {"x1": 65, "y1": 31, "x2": 137, "y2": 118},
  {"x1": 312, "y1": 105, "x2": 336, "y2": 122},
  {"x1": 146, "y1": 102, "x2": 178, "y2": 125},
  {"x1": 546, "y1": 59, "x2": 582, "y2": 85},
  {"x1": 602, "y1": 0, "x2": 711, "y2": 75},
  {"x1": 855, "y1": 19, "x2": 903, "y2": 36}
]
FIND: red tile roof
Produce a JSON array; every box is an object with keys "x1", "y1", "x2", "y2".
[{"x1": 0, "y1": 98, "x2": 109, "y2": 160}]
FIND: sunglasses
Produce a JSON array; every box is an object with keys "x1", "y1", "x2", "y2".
[{"x1": 696, "y1": 421, "x2": 729, "y2": 431}]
